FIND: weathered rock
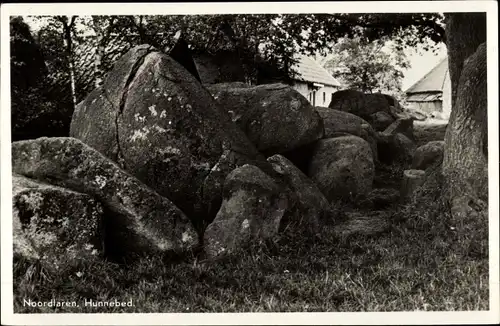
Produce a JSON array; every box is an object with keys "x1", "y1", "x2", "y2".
[
  {"x1": 70, "y1": 45, "x2": 269, "y2": 228},
  {"x1": 308, "y1": 136, "x2": 375, "y2": 202},
  {"x1": 12, "y1": 174, "x2": 104, "y2": 269},
  {"x1": 370, "y1": 111, "x2": 395, "y2": 131},
  {"x1": 193, "y1": 51, "x2": 246, "y2": 84},
  {"x1": 382, "y1": 117, "x2": 415, "y2": 140},
  {"x1": 315, "y1": 107, "x2": 378, "y2": 161},
  {"x1": 206, "y1": 83, "x2": 324, "y2": 154},
  {"x1": 378, "y1": 132, "x2": 417, "y2": 164},
  {"x1": 204, "y1": 165, "x2": 288, "y2": 258},
  {"x1": 401, "y1": 169, "x2": 427, "y2": 200},
  {"x1": 267, "y1": 154, "x2": 332, "y2": 231},
  {"x1": 11, "y1": 137, "x2": 198, "y2": 258},
  {"x1": 412, "y1": 141, "x2": 445, "y2": 170},
  {"x1": 328, "y1": 89, "x2": 394, "y2": 121}
]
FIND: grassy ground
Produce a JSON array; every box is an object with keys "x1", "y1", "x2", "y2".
[{"x1": 13, "y1": 121, "x2": 488, "y2": 313}]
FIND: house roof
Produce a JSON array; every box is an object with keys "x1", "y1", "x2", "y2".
[
  {"x1": 405, "y1": 57, "x2": 449, "y2": 94},
  {"x1": 406, "y1": 92, "x2": 442, "y2": 102},
  {"x1": 293, "y1": 56, "x2": 341, "y2": 87}
]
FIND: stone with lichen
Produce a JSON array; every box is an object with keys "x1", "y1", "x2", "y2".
[
  {"x1": 206, "y1": 83, "x2": 324, "y2": 155},
  {"x1": 204, "y1": 164, "x2": 288, "y2": 258},
  {"x1": 12, "y1": 174, "x2": 104, "y2": 270},
  {"x1": 11, "y1": 137, "x2": 198, "y2": 259},
  {"x1": 70, "y1": 45, "x2": 269, "y2": 230}
]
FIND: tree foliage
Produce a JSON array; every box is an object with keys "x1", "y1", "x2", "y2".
[
  {"x1": 12, "y1": 13, "x2": 446, "y2": 140},
  {"x1": 323, "y1": 37, "x2": 410, "y2": 95},
  {"x1": 10, "y1": 16, "x2": 69, "y2": 141}
]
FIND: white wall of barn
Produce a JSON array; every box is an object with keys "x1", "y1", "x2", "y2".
[
  {"x1": 291, "y1": 82, "x2": 340, "y2": 107},
  {"x1": 441, "y1": 71, "x2": 452, "y2": 119}
]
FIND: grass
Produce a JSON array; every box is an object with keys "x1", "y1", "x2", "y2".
[{"x1": 13, "y1": 121, "x2": 488, "y2": 313}]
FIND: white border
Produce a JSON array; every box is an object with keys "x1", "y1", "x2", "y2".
[{"x1": 1, "y1": 2, "x2": 498, "y2": 325}]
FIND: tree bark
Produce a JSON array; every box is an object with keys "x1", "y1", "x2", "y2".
[
  {"x1": 443, "y1": 13, "x2": 488, "y2": 214},
  {"x1": 445, "y1": 13, "x2": 486, "y2": 109}
]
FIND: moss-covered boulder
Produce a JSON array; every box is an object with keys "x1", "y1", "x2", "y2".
[
  {"x1": 308, "y1": 136, "x2": 375, "y2": 202},
  {"x1": 12, "y1": 137, "x2": 198, "y2": 258},
  {"x1": 267, "y1": 154, "x2": 333, "y2": 231},
  {"x1": 315, "y1": 107, "x2": 378, "y2": 162},
  {"x1": 206, "y1": 83, "x2": 324, "y2": 155},
  {"x1": 12, "y1": 174, "x2": 104, "y2": 270},
  {"x1": 204, "y1": 165, "x2": 288, "y2": 258},
  {"x1": 412, "y1": 140, "x2": 445, "y2": 170},
  {"x1": 328, "y1": 89, "x2": 400, "y2": 122}
]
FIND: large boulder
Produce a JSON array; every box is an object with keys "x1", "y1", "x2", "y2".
[
  {"x1": 412, "y1": 141, "x2": 445, "y2": 170},
  {"x1": 267, "y1": 154, "x2": 333, "y2": 231},
  {"x1": 70, "y1": 45, "x2": 269, "y2": 228},
  {"x1": 308, "y1": 136, "x2": 375, "y2": 202},
  {"x1": 11, "y1": 137, "x2": 198, "y2": 258},
  {"x1": 203, "y1": 165, "x2": 288, "y2": 258},
  {"x1": 370, "y1": 111, "x2": 395, "y2": 131},
  {"x1": 328, "y1": 89, "x2": 399, "y2": 121},
  {"x1": 315, "y1": 107, "x2": 378, "y2": 162},
  {"x1": 206, "y1": 83, "x2": 324, "y2": 154},
  {"x1": 13, "y1": 174, "x2": 104, "y2": 269},
  {"x1": 378, "y1": 132, "x2": 416, "y2": 164},
  {"x1": 382, "y1": 117, "x2": 415, "y2": 140}
]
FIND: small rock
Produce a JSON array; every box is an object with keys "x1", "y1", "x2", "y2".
[
  {"x1": 401, "y1": 169, "x2": 427, "y2": 200},
  {"x1": 308, "y1": 136, "x2": 375, "y2": 202},
  {"x1": 412, "y1": 141, "x2": 444, "y2": 170},
  {"x1": 382, "y1": 118, "x2": 415, "y2": 140}
]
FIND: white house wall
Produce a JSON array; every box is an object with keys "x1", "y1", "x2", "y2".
[
  {"x1": 291, "y1": 82, "x2": 339, "y2": 107},
  {"x1": 441, "y1": 70, "x2": 452, "y2": 119}
]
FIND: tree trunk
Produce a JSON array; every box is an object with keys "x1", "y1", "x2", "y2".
[
  {"x1": 92, "y1": 17, "x2": 105, "y2": 88},
  {"x1": 63, "y1": 17, "x2": 77, "y2": 109},
  {"x1": 443, "y1": 13, "x2": 488, "y2": 216},
  {"x1": 445, "y1": 13, "x2": 486, "y2": 109}
]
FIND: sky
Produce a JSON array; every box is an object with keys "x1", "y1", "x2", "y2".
[{"x1": 401, "y1": 42, "x2": 447, "y2": 91}]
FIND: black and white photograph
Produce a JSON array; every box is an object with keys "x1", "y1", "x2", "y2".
[{"x1": 0, "y1": 1, "x2": 498, "y2": 325}]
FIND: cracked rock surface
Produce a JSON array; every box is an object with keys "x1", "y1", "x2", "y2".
[{"x1": 70, "y1": 45, "x2": 270, "y2": 231}]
